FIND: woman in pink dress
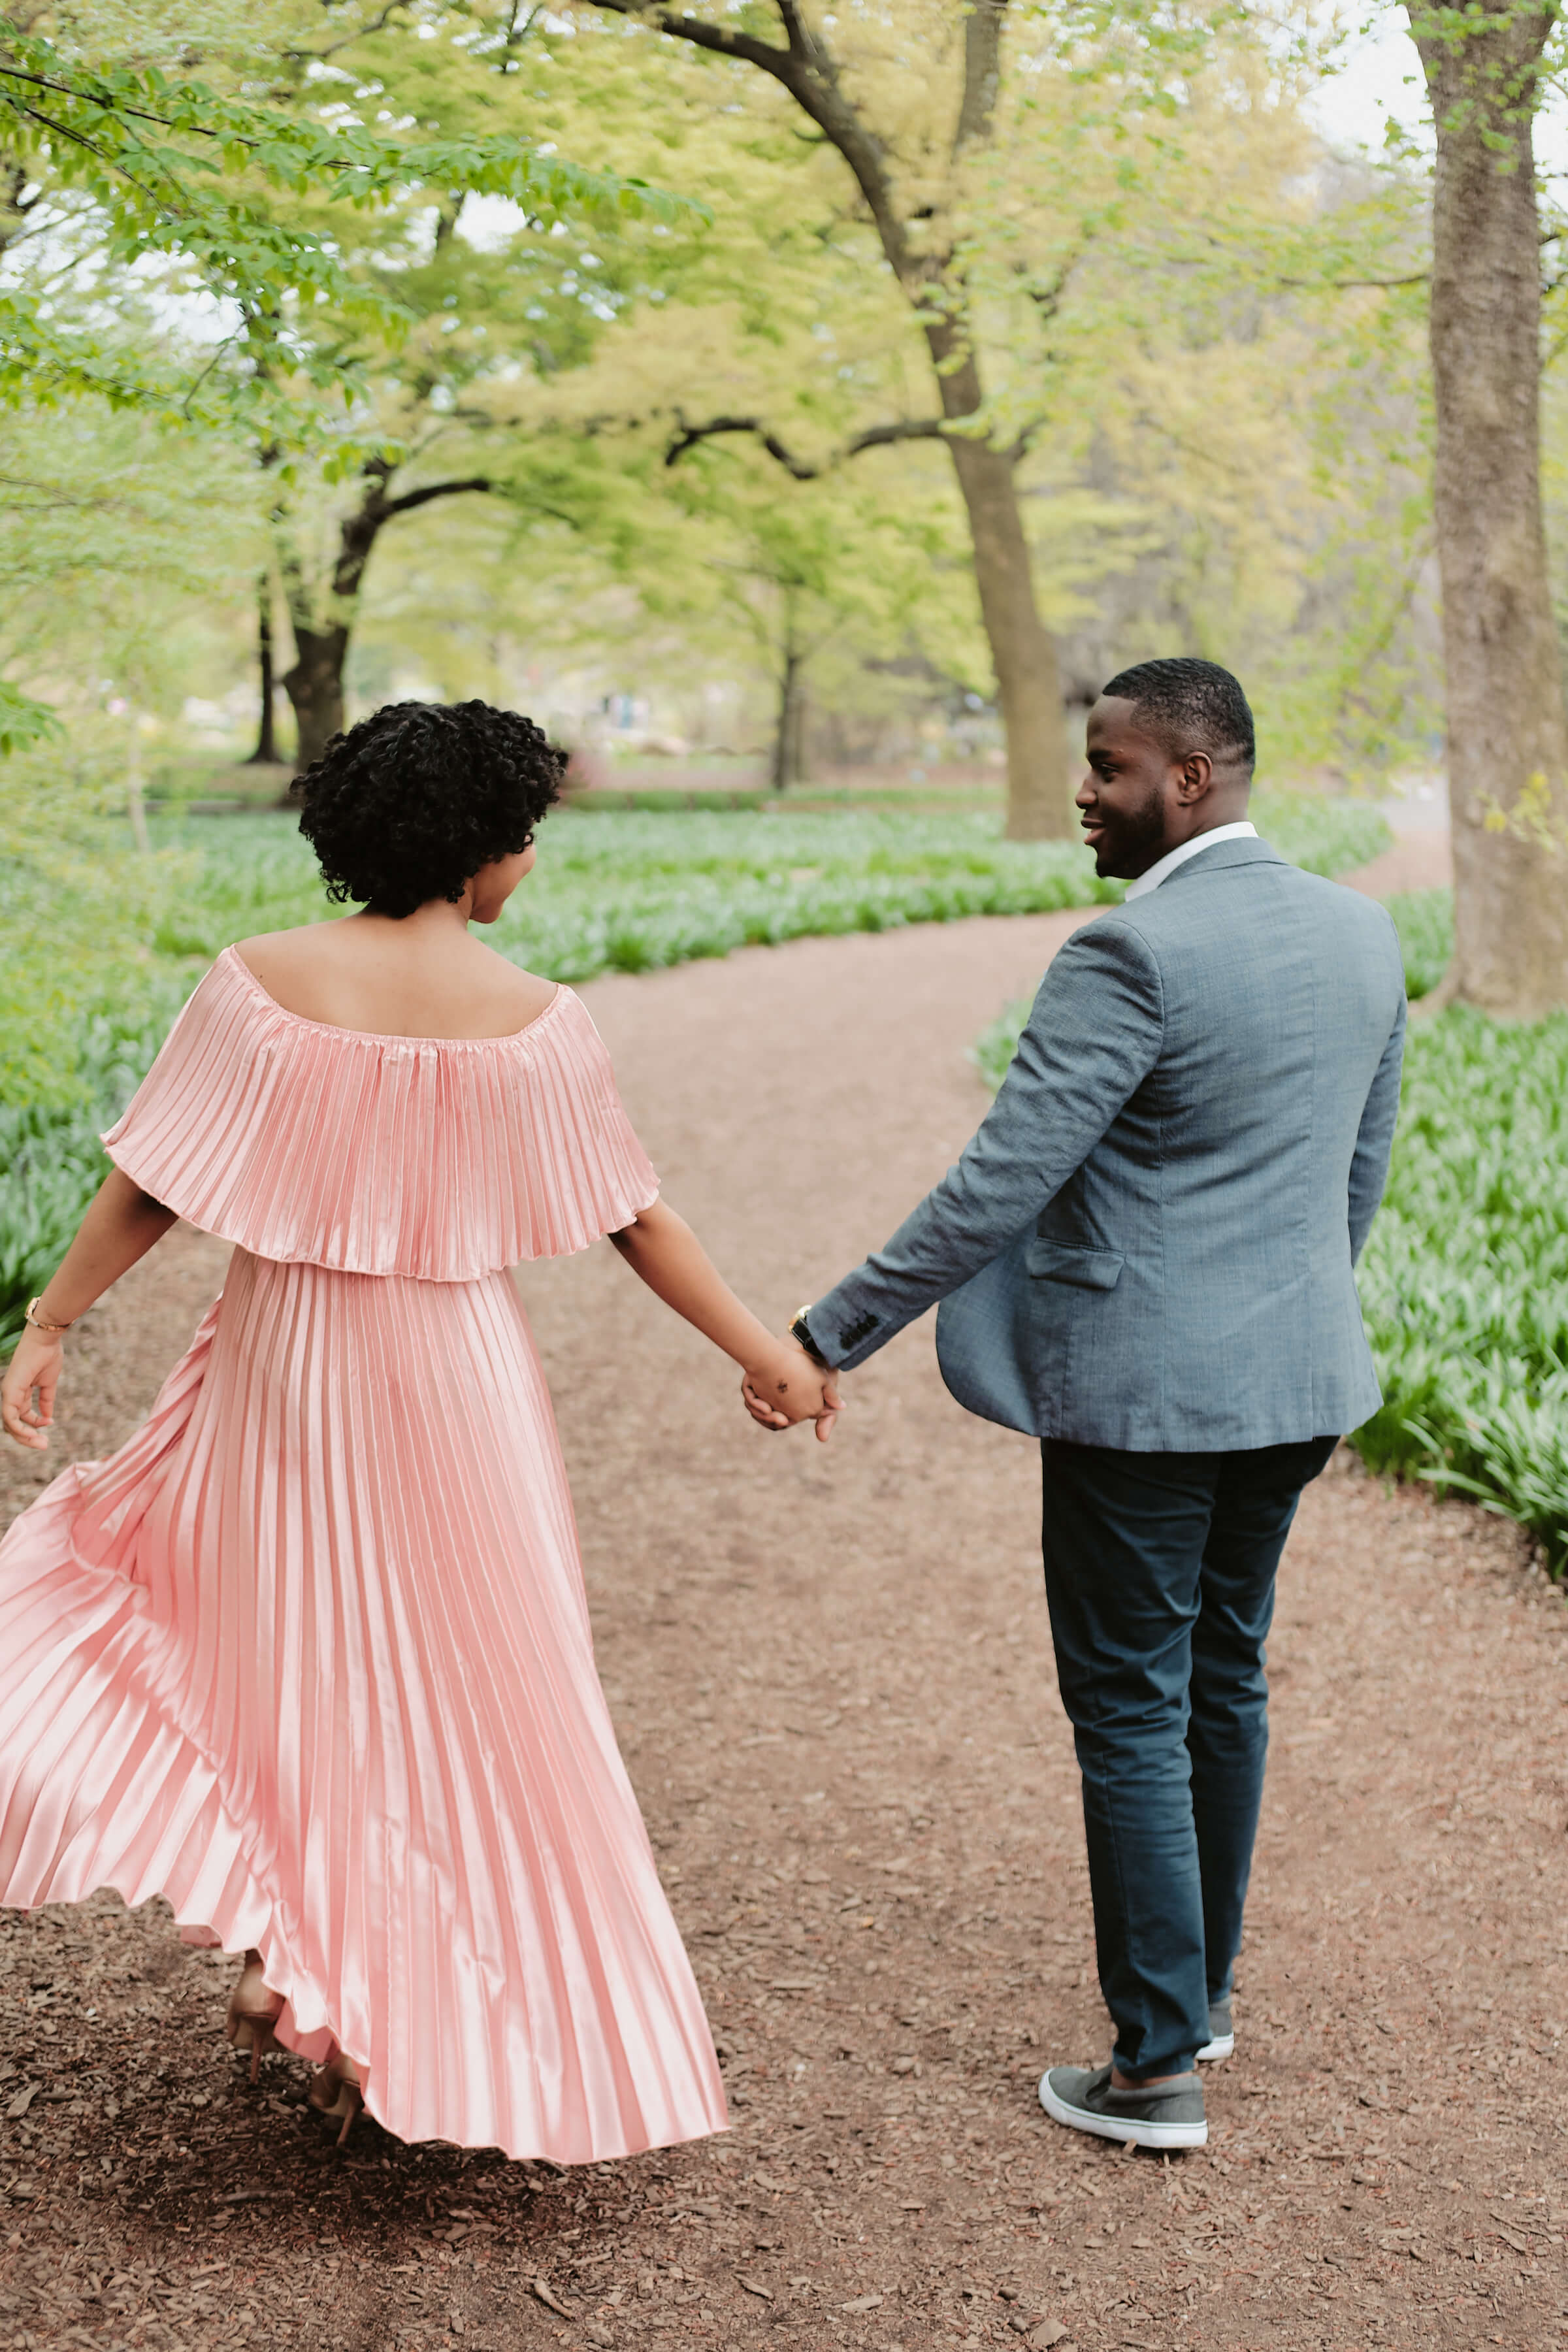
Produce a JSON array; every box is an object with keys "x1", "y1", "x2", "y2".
[{"x1": 0, "y1": 700, "x2": 836, "y2": 2161}]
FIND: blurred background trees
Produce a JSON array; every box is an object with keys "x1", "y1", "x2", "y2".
[{"x1": 0, "y1": 0, "x2": 1565, "y2": 1003}]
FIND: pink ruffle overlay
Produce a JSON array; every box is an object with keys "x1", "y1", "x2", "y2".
[{"x1": 0, "y1": 948, "x2": 727, "y2": 2163}]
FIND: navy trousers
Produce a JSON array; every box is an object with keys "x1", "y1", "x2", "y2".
[{"x1": 1039, "y1": 1435, "x2": 1337, "y2": 2081}]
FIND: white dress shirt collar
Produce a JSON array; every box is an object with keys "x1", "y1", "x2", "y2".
[{"x1": 1123, "y1": 820, "x2": 1259, "y2": 901}]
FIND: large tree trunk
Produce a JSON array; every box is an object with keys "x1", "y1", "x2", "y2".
[
  {"x1": 1417, "y1": 8, "x2": 1568, "y2": 1016},
  {"x1": 280, "y1": 624, "x2": 349, "y2": 773},
  {"x1": 943, "y1": 434, "x2": 1070, "y2": 841},
  {"x1": 944, "y1": 0, "x2": 1071, "y2": 841}
]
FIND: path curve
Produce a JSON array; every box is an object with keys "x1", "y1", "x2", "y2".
[{"x1": 0, "y1": 895, "x2": 1563, "y2": 2352}]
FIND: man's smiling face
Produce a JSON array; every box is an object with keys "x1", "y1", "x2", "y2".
[{"x1": 1077, "y1": 696, "x2": 1180, "y2": 880}]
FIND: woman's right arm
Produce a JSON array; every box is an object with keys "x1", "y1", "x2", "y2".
[{"x1": 1, "y1": 1169, "x2": 177, "y2": 1449}]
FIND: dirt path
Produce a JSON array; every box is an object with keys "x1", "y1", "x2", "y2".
[
  {"x1": 3, "y1": 881, "x2": 1565, "y2": 2352},
  {"x1": 1341, "y1": 829, "x2": 1452, "y2": 898}
]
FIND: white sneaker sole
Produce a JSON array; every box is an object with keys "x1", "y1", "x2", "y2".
[
  {"x1": 1038, "y1": 2073, "x2": 1209, "y2": 2151},
  {"x1": 1196, "y1": 2031, "x2": 1233, "y2": 2062}
]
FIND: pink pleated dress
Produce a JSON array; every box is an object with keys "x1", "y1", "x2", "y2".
[{"x1": 0, "y1": 947, "x2": 727, "y2": 2163}]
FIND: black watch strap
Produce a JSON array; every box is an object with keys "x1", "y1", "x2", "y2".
[{"x1": 789, "y1": 1310, "x2": 830, "y2": 1369}]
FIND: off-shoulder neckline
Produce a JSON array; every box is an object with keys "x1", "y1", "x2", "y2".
[{"x1": 221, "y1": 943, "x2": 568, "y2": 1049}]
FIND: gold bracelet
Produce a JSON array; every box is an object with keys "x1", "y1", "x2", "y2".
[{"x1": 24, "y1": 1298, "x2": 73, "y2": 1335}]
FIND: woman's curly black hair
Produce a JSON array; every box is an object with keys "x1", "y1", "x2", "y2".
[{"x1": 297, "y1": 700, "x2": 566, "y2": 920}]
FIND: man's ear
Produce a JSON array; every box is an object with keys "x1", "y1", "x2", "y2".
[{"x1": 1175, "y1": 751, "x2": 1213, "y2": 804}]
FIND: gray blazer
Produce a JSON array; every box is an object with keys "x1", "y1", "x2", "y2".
[{"x1": 808, "y1": 836, "x2": 1407, "y2": 1450}]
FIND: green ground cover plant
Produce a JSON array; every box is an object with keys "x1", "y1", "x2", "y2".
[
  {"x1": 1355, "y1": 1012, "x2": 1568, "y2": 1569},
  {"x1": 1385, "y1": 888, "x2": 1454, "y2": 1002},
  {"x1": 0, "y1": 988, "x2": 188, "y2": 1354},
  {"x1": 1, "y1": 792, "x2": 1388, "y2": 1352},
  {"x1": 148, "y1": 790, "x2": 1390, "y2": 973}
]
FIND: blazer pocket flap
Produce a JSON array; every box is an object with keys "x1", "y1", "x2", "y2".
[{"x1": 1026, "y1": 1239, "x2": 1124, "y2": 1290}]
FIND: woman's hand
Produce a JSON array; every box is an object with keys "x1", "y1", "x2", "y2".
[
  {"x1": 608, "y1": 1198, "x2": 843, "y2": 1439},
  {"x1": 0, "y1": 1170, "x2": 175, "y2": 1455},
  {"x1": 2, "y1": 1328, "x2": 64, "y2": 1450},
  {"x1": 741, "y1": 1338, "x2": 842, "y2": 1444}
]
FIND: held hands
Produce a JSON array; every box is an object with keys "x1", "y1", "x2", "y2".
[
  {"x1": 741, "y1": 1337, "x2": 842, "y2": 1445},
  {"x1": 1, "y1": 1329, "x2": 63, "y2": 1451}
]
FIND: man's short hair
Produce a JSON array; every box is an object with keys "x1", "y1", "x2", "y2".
[{"x1": 1099, "y1": 657, "x2": 1255, "y2": 775}]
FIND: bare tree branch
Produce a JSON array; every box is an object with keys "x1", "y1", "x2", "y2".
[
  {"x1": 846, "y1": 417, "x2": 949, "y2": 455},
  {"x1": 664, "y1": 414, "x2": 821, "y2": 476},
  {"x1": 284, "y1": 2, "x2": 411, "y2": 63},
  {"x1": 327, "y1": 463, "x2": 495, "y2": 604},
  {"x1": 381, "y1": 474, "x2": 494, "y2": 519},
  {"x1": 664, "y1": 411, "x2": 958, "y2": 474}
]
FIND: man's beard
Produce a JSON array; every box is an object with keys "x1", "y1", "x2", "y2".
[{"x1": 1094, "y1": 789, "x2": 1167, "y2": 879}]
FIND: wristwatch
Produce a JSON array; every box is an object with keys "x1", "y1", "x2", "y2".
[{"x1": 789, "y1": 1305, "x2": 830, "y2": 1369}]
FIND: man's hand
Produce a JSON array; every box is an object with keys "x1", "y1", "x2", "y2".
[{"x1": 741, "y1": 1337, "x2": 842, "y2": 1445}]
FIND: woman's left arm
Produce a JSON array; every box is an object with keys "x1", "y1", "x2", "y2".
[{"x1": 1, "y1": 1169, "x2": 177, "y2": 1450}]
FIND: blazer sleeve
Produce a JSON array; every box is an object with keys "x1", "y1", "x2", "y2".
[
  {"x1": 1347, "y1": 990, "x2": 1406, "y2": 1264},
  {"x1": 808, "y1": 917, "x2": 1166, "y2": 1369}
]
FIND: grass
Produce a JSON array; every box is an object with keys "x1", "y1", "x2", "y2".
[{"x1": 1, "y1": 791, "x2": 1390, "y2": 1355}]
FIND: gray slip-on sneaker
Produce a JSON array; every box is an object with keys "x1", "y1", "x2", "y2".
[
  {"x1": 1197, "y1": 1996, "x2": 1233, "y2": 2063},
  {"x1": 1039, "y1": 2062, "x2": 1207, "y2": 2150}
]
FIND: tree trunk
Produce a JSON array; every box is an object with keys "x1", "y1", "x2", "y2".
[
  {"x1": 771, "y1": 629, "x2": 809, "y2": 791},
  {"x1": 274, "y1": 463, "x2": 493, "y2": 787},
  {"x1": 943, "y1": 435, "x2": 1070, "y2": 840},
  {"x1": 589, "y1": 0, "x2": 1075, "y2": 842},
  {"x1": 280, "y1": 625, "x2": 349, "y2": 774},
  {"x1": 1416, "y1": 7, "x2": 1568, "y2": 1015},
  {"x1": 244, "y1": 573, "x2": 283, "y2": 766}
]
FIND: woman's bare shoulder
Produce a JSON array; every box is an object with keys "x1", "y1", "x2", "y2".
[
  {"x1": 465, "y1": 940, "x2": 560, "y2": 1028},
  {"x1": 231, "y1": 921, "x2": 351, "y2": 975},
  {"x1": 231, "y1": 923, "x2": 558, "y2": 1039}
]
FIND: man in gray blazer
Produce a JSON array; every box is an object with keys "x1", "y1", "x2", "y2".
[{"x1": 757, "y1": 659, "x2": 1406, "y2": 2151}]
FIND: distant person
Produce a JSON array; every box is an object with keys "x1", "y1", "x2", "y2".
[
  {"x1": 752, "y1": 659, "x2": 1406, "y2": 2150},
  {"x1": 0, "y1": 701, "x2": 835, "y2": 2159}
]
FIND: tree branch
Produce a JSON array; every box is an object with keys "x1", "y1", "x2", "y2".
[
  {"x1": 285, "y1": 2, "x2": 411, "y2": 63},
  {"x1": 585, "y1": 3, "x2": 915, "y2": 284},
  {"x1": 380, "y1": 474, "x2": 494, "y2": 518},
  {"x1": 1273, "y1": 272, "x2": 1429, "y2": 291},
  {"x1": 665, "y1": 412, "x2": 954, "y2": 474},
  {"x1": 585, "y1": 3, "x2": 796, "y2": 80},
  {"x1": 775, "y1": 0, "x2": 824, "y2": 67},
  {"x1": 954, "y1": 0, "x2": 1005, "y2": 157},
  {"x1": 846, "y1": 417, "x2": 949, "y2": 455},
  {"x1": 664, "y1": 415, "x2": 821, "y2": 476}
]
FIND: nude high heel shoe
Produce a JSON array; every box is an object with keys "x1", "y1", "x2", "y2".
[
  {"x1": 308, "y1": 2052, "x2": 364, "y2": 2147},
  {"x1": 224, "y1": 1950, "x2": 285, "y2": 2084}
]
